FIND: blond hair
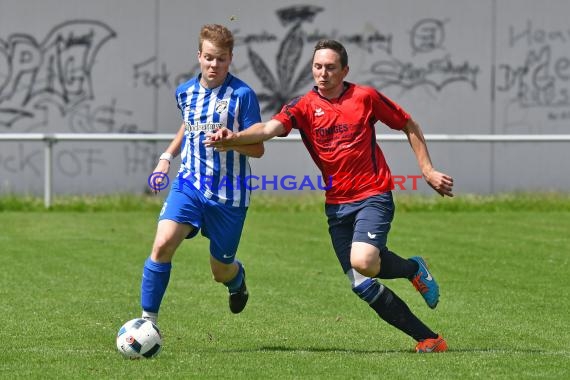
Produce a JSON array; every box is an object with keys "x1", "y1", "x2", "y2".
[{"x1": 199, "y1": 24, "x2": 234, "y2": 53}]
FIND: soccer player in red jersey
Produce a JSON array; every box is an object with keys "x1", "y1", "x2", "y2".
[{"x1": 205, "y1": 39, "x2": 453, "y2": 353}]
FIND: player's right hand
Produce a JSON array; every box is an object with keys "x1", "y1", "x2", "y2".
[
  {"x1": 425, "y1": 169, "x2": 454, "y2": 197},
  {"x1": 204, "y1": 127, "x2": 235, "y2": 147}
]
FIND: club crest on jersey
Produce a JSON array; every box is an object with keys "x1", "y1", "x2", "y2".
[
  {"x1": 215, "y1": 100, "x2": 228, "y2": 114},
  {"x1": 314, "y1": 108, "x2": 325, "y2": 117}
]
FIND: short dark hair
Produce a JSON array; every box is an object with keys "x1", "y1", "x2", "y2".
[
  {"x1": 199, "y1": 24, "x2": 234, "y2": 53},
  {"x1": 313, "y1": 39, "x2": 348, "y2": 68}
]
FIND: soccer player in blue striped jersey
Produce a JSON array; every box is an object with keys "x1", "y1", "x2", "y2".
[{"x1": 140, "y1": 24, "x2": 264, "y2": 324}]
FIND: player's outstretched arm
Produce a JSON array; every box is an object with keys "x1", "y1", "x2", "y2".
[
  {"x1": 402, "y1": 119, "x2": 454, "y2": 197},
  {"x1": 204, "y1": 120, "x2": 286, "y2": 148},
  {"x1": 223, "y1": 142, "x2": 265, "y2": 158}
]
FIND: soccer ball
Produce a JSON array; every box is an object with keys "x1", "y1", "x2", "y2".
[{"x1": 116, "y1": 318, "x2": 162, "y2": 359}]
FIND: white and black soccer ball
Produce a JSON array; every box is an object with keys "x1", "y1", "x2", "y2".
[{"x1": 116, "y1": 318, "x2": 162, "y2": 359}]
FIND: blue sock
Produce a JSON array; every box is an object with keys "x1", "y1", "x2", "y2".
[
  {"x1": 141, "y1": 257, "x2": 172, "y2": 313},
  {"x1": 224, "y1": 260, "x2": 244, "y2": 293}
]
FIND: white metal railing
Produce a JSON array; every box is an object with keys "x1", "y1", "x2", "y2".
[{"x1": 1, "y1": 133, "x2": 570, "y2": 208}]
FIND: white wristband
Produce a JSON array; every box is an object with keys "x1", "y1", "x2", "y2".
[{"x1": 159, "y1": 152, "x2": 173, "y2": 162}]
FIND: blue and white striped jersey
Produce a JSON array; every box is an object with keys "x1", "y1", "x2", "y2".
[{"x1": 175, "y1": 73, "x2": 261, "y2": 207}]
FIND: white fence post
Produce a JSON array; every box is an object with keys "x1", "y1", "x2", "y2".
[{"x1": 44, "y1": 137, "x2": 54, "y2": 208}]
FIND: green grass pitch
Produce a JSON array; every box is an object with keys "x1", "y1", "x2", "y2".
[{"x1": 1, "y1": 194, "x2": 569, "y2": 379}]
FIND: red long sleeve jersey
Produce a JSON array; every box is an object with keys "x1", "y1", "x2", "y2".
[{"x1": 274, "y1": 83, "x2": 410, "y2": 204}]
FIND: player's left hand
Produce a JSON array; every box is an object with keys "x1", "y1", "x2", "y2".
[{"x1": 425, "y1": 169, "x2": 454, "y2": 197}]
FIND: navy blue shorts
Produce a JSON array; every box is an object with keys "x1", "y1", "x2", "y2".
[
  {"x1": 159, "y1": 178, "x2": 248, "y2": 264},
  {"x1": 325, "y1": 191, "x2": 394, "y2": 273}
]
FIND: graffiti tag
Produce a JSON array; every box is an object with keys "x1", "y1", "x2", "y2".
[{"x1": 0, "y1": 20, "x2": 116, "y2": 127}]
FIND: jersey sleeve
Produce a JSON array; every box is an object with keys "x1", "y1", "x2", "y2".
[
  {"x1": 175, "y1": 82, "x2": 188, "y2": 118},
  {"x1": 175, "y1": 88, "x2": 182, "y2": 113},
  {"x1": 369, "y1": 88, "x2": 410, "y2": 130},
  {"x1": 238, "y1": 89, "x2": 262, "y2": 130},
  {"x1": 273, "y1": 96, "x2": 305, "y2": 137}
]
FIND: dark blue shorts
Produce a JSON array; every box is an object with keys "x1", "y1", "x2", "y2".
[
  {"x1": 325, "y1": 191, "x2": 394, "y2": 273},
  {"x1": 159, "y1": 178, "x2": 248, "y2": 264}
]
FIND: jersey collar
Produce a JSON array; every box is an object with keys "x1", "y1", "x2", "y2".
[
  {"x1": 312, "y1": 82, "x2": 351, "y2": 102},
  {"x1": 198, "y1": 73, "x2": 233, "y2": 91}
]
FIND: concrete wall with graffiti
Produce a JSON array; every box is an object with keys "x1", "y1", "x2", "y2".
[{"x1": 1, "y1": 0, "x2": 569, "y2": 196}]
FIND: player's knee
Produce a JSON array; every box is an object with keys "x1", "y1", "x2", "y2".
[
  {"x1": 151, "y1": 237, "x2": 177, "y2": 262},
  {"x1": 350, "y1": 256, "x2": 379, "y2": 277}
]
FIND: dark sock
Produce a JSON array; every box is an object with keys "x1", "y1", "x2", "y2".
[
  {"x1": 369, "y1": 285, "x2": 438, "y2": 341},
  {"x1": 377, "y1": 248, "x2": 419, "y2": 279}
]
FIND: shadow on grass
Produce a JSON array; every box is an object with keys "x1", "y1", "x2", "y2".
[
  {"x1": 226, "y1": 345, "x2": 412, "y2": 354},
  {"x1": 216, "y1": 346, "x2": 556, "y2": 355}
]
